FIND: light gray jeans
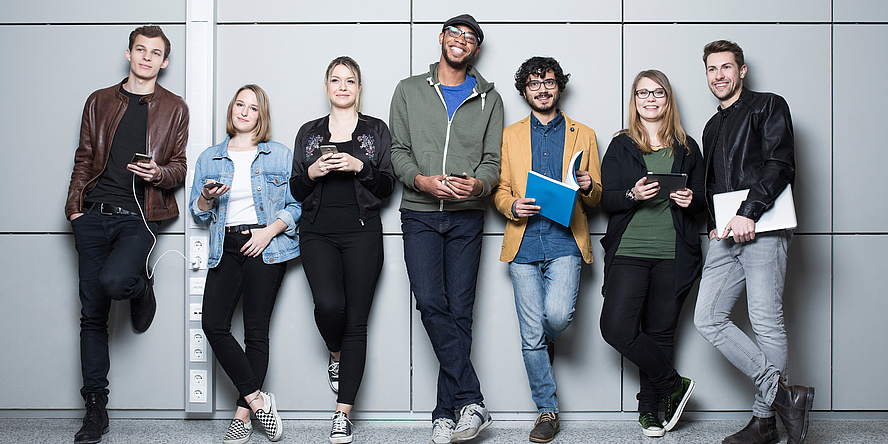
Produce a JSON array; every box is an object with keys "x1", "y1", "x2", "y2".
[{"x1": 694, "y1": 230, "x2": 791, "y2": 418}]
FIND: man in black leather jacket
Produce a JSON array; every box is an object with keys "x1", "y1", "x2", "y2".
[{"x1": 693, "y1": 40, "x2": 814, "y2": 444}]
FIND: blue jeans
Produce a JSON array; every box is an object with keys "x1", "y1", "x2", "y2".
[
  {"x1": 509, "y1": 255, "x2": 581, "y2": 413},
  {"x1": 70, "y1": 206, "x2": 158, "y2": 399},
  {"x1": 694, "y1": 230, "x2": 791, "y2": 418},
  {"x1": 401, "y1": 209, "x2": 484, "y2": 421}
]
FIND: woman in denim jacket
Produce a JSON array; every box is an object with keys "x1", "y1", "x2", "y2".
[
  {"x1": 290, "y1": 56, "x2": 394, "y2": 444},
  {"x1": 190, "y1": 84, "x2": 301, "y2": 444}
]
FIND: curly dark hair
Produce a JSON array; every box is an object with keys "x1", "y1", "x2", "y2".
[{"x1": 514, "y1": 56, "x2": 570, "y2": 96}]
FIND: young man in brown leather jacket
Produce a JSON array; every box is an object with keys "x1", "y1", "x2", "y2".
[{"x1": 65, "y1": 25, "x2": 188, "y2": 444}]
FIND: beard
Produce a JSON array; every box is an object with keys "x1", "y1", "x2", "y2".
[
  {"x1": 525, "y1": 91, "x2": 559, "y2": 114},
  {"x1": 441, "y1": 43, "x2": 476, "y2": 70}
]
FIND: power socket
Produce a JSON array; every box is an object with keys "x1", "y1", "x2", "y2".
[
  {"x1": 189, "y1": 328, "x2": 207, "y2": 362},
  {"x1": 189, "y1": 369, "x2": 208, "y2": 403},
  {"x1": 189, "y1": 236, "x2": 208, "y2": 270}
]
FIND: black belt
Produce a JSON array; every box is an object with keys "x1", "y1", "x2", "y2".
[
  {"x1": 225, "y1": 224, "x2": 265, "y2": 233},
  {"x1": 89, "y1": 202, "x2": 139, "y2": 216}
]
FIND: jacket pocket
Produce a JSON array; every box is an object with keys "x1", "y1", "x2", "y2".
[{"x1": 264, "y1": 173, "x2": 288, "y2": 209}]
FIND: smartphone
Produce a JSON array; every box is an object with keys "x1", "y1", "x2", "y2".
[
  {"x1": 320, "y1": 145, "x2": 338, "y2": 155},
  {"x1": 448, "y1": 173, "x2": 468, "y2": 179},
  {"x1": 202, "y1": 181, "x2": 223, "y2": 191},
  {"x1": 130, "y1": 153, "x2": 152, "y2": 164}
]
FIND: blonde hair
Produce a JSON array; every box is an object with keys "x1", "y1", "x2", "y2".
[
  {"x1": 226, "y1": 84, "x2": 271, "y2": 143},
  {"x1": 620, "y1": 70, "x2": 688, "y2": 155},
  {"x1": 325, "y1": 56, "x2": 362, "y2": 112}
]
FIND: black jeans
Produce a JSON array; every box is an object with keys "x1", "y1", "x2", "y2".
[
  {"x1": 71, "y1": 207, "x2": 158, "y2": 399},
  {"x1": 600, "y1": 256, "x2": 686, "y2": 413},
  {"x1": 202, "y1": 231, "x2": 287, "y2": 409},
  {"x1": 301, "y1": 228, "x2": 383, "y2": 406}
]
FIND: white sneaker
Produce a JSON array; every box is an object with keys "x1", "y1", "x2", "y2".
[
  {"x1": 451, "y1": 403, "x2": 492, "y2": 442},
  {"x1": 430, "y1": 417, "x2": 455, "y2": 444}
]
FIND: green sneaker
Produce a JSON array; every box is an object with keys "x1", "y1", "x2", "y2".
[
  {"x1": 663, "y1": 377, "x2": 695, "y2": 431},
  {"x1": 639, "y1": 412, "x2": 665, "y2": 437}
]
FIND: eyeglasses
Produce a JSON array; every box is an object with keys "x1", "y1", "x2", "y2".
[
  {"x1": 527, "y1": 79, "x2": 557, "y2": 91},
  {"x1": 445, "y1": 26, "x2": 478, "y2": 45},
  {"x1": 635, "y1": 89, "x2": 667, "y2": 99}
]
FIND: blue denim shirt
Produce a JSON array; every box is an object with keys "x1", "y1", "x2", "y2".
[
  {"x1": 514, "y1": 112, "x2": 581, "y2": 263},
  {"x1": 189, "y1": 137, "x2": 301, "y2": 267}
]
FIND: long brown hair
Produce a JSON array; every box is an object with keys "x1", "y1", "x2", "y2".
[
  {"x1": 225, "y1": 84, "x2": 272, "y2": 143},
  {"x1": 620, "y1": 69, "x2": 689, "y2": 155}
]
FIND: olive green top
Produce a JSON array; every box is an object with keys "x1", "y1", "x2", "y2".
[{"x1": 615, "y1": 148, "x2": 676, "y2": 259}]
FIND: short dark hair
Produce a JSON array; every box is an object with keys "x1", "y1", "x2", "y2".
[
  {"x1": 703, "y1": 39, "x2": 744, "y2": 68},
  {"x1": 129, "y1": 25, "x2": 171, "y2": 60},
  {"x1": 514, "y1": 56, "x2": 570, "y2": 96}
]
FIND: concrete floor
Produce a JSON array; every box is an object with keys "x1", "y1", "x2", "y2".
[{"x1": 2, "y1": 418, "x2": 884, "y2": 443}]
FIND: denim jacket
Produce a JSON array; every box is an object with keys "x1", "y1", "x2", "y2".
[{"x1": 189, "y1": 137, "x2": 301, "y2": 267}]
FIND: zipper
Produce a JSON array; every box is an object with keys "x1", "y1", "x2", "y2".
[
  {"x1": 433, "y1": 83, "x2": 480, "y2": 211},
  {"x1": 80, "y1": 100, "x2": 126, "y2": 208}
]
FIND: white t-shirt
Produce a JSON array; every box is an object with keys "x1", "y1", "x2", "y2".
[{"x1": 225, "y1": 150, "x2": 260, "y2": 226}]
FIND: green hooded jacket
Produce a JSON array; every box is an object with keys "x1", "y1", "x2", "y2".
[{"x1": 389, "y1": 62, "x2": 504, "y2": 212}]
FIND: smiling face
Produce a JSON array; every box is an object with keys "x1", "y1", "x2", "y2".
[
  {"x1": 125, "y1": 34, "x2": 169, "y2": 81},
  {"x1": 230, "y1": 89, "x2": 260, "y2": 136},
  {"x1": 439, "y1": 25, "x2": 480, "y2": 70},
  {"x1": 524, "y1": 70, "x2": 560, "y2": 115},
  {"x1": 326, "y1": 64, "x2": 359, "y2": 110},
  {"x1": 634, "y1": 76, "x2": 668, "y2": 124},
  {"x1": 706, "y1": 51, "x2": 746, "y2": 107}
]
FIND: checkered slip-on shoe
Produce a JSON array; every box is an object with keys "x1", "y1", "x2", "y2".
[
  {"x1": 223, "y1": 419, "x2": 252, "y2": 444},
  {"x1": 254, "y1": 392, "x2": 283, "y2": 441}
]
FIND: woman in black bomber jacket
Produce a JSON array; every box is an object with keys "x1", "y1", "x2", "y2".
[
  {"x1": 289, "y1": 56, "x2": 394, "y2": 444},
  {"x1": 598, "y1": 70, "x2": 705, "y2": 439}
]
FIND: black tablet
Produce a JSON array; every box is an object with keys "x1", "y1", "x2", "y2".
[{"x1": 645, "y1": 172, "x2": 688, "y2": 199}]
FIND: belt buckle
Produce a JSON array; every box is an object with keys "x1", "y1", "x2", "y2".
[{"x1": 99, "y1": 203, "x2": 114, "y2": 216}]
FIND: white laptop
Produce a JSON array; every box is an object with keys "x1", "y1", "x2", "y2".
[{"x1": 713, "y1": 185, "x2": 797, "y2": 235}]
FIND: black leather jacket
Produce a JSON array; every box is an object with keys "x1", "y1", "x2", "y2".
[{"x1": 702, "y1": 87, "x2": 795, "y2": 231}]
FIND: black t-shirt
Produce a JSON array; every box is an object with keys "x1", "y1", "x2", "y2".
[
  {"x1": 302, "y1": 139, "x2": 379, "y2": 233},
  {"x1": 84, "y1": 86, "x2": 148, "y2": 213}
]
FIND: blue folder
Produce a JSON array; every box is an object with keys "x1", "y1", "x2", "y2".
[{"x1": 524, "y1": 152, "x2": 583, "y2": 227}]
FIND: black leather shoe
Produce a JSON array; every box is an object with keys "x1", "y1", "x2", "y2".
[
  {"x1": 74, "y1": 394, "x2": 109, "y2": 444},
  {"x1": 772, "y1": 379, "x2": 815, "y2": 444},
  {"x1": 722, "y1": 416, "x2": 778, "y2": 444},
  {"x1": 131, "y1": 272, "x2": 156, "y2": 333}
]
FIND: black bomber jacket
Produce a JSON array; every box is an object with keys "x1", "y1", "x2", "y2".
[
  {"x1": 290, "y1": 113, "x2": 395, "y2": 225},
  {"x1": 702, "y1": 87, "x2": 795, "y2": 232}
]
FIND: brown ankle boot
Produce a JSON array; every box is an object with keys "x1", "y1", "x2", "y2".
[
  {"x1": 722, "y1": 416, "x2": 778, "y2": 444},
  {"x1": 772, "y1": 379, "x2": 815, "y2": 444}
]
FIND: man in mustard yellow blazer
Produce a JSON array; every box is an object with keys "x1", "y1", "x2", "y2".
[{"x1": 492, "y1": 57, "x2": 602, "y2": 443}]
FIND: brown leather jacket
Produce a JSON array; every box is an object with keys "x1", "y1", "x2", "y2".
[{"x1": 66, "y1": 79, "x2": 189, "y2": 221}]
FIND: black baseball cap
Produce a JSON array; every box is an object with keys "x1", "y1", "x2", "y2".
[{"x1": 443, "y1": 14, "x2": 484, "y2": 45}]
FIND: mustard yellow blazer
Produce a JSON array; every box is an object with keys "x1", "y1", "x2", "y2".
[{"x1": 493, "y1": 112, "x2": 602, "y2": 263}]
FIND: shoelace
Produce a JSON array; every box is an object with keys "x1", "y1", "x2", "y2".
[
  {"x1": 328, "y1": 360, "x2": 340, "y2": 377},
  {"x1": 331, "y1": 412, "x2": 351, "y2": 434},
  {"x1": 639, "y1": 413, "x2": 662, "y2": 428},
  {"x1": 456, "y1": 405, "x2": 479, "y2": 429},
  {"x1": 536, "y1": 411, "x2": 557, "y2": 425},
  {"x1": 433, "y1": 419, "x2": 454, "y2": 437}
]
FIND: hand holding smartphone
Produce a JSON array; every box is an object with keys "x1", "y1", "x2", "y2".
[
  {"x1": 202, "y1": 181, "x2": 223, "y2": 191},
  {"x1": 130, "y1": 153, "x2": 152, "y2": 164}
]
